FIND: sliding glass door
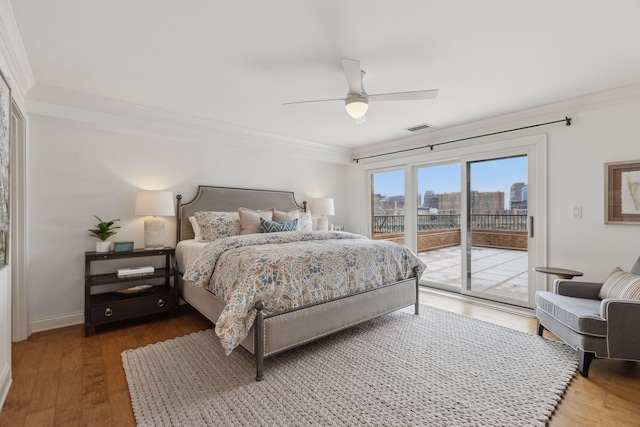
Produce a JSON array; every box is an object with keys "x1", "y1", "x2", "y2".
[
  {"x1": 371, "y1": 169, "x2": 407, "y2": 246},
  {"x1": 465, "y1": 156, "x2": 529, "y2": 305},
  {"x1": 416, "y1": 163, "x2": 462, "y2": 292},
  {"x1": 367, "y1": 134, "x2": 545, "y2": 309},
  {"x1": 415, "y1": 150, "x2": 539, "y2": 308}
]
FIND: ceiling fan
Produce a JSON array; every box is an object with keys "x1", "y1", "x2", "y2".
[{"x1": 283, "y1": 58, "x2": 438, "y2": 124}]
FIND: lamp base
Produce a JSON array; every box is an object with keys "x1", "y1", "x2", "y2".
[
  {"x1": 144, "y1": 217, "x2": 165, "y2": 249},
  {"x1": 316, "y1": 216, "x2": 329, "y2": 231}
]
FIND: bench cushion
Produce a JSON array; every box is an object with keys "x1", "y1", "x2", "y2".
[{"x1": 535, "y1": 291, "x2": 606, "y2": 337}]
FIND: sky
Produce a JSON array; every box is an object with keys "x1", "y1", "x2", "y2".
[{"x1": 373, "y1": 156, "x2": 528, "y2": 207}]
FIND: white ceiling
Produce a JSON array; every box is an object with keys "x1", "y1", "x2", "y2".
[{"x1": 10, "y1": 0, "x2": 640, "y2": 149}]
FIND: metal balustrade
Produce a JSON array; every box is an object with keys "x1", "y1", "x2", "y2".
[{"x1": 373, "y1": 214, "x2": 527, "y2": 234}]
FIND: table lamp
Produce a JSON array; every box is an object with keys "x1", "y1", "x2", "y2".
[
  {"x1": 134, "y1": 190, "x2": 175, "y2": 249},
  {"x1": 312, "y1": 198, "x2": 335, "y2": 231}
]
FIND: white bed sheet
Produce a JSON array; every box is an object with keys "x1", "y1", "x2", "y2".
[{"x1": 176, "y1": 239, "x2": 208, "y2": 273}]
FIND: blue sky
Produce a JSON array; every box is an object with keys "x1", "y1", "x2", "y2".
[{"x1": 373, "y1": 156, "x2": 527, "y2": 205}]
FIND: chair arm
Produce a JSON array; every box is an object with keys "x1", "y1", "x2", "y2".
[
  {"x1": 554, "y1": 279, "x2": 602, "y2": 299},
  {"x1": 600, "y1": 299, "x2": 640, "y2": 360}
]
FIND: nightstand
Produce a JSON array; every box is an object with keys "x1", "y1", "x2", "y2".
[{"x1": 84, "y1": 247, "x2": 179, "y2": 336}]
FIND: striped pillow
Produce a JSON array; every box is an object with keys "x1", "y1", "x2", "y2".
[{"x1": 598, "y1": 267, "x2": 640, "y2": 300}]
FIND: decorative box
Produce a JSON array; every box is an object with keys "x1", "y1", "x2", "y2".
[{"x1": 114, "y1": 241, "x2": 134, "y2": 252}]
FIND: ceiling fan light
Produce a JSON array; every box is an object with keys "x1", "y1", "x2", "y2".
[{"x1": 345, "y1": 97, "x2": 369, "y2": 119}]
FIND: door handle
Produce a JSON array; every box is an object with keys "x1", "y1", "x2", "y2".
[{"x1": 529, "y1": 216, "x2": 534, "y2": 238}]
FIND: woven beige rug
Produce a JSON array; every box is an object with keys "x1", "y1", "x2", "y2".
[{"x1": 122, "y1": 306, "x2": 578, "y2": 426}]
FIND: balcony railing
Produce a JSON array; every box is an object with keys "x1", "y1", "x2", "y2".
[{"x1": 373, "y1": 214, "x2": 527, "y2": 234}]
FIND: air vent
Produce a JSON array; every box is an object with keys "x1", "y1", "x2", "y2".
[{"x1": 405, "y1": 123, "x2": 436, "y2": 133}]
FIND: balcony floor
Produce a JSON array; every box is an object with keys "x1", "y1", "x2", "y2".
[{"x1": 418, "y1": 246, "x2": 528, "y2": 301}]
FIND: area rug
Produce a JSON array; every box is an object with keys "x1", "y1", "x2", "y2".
[{"x1": 122, "y1": 306, "x2": 578, "y2": 426}]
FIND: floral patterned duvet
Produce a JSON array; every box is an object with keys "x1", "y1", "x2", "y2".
[{"x1": 183, "y1": 231, "x2": 426, "y2": 354}]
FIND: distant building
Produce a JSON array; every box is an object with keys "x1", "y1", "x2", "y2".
[
  {"x1": 423, "y1": 190, "x2": 439, "y2": 209},
  {"x1": 388, "y1": 195, "x2": 404, "y2": 208},
  {"x1": 510, "y1": 200, "x2": 528, "y2": 212},
  {"x1": 473, "y1": 191, "x2": 505, "y2": 214},
  {"x1": 438, "y1": 192, "x2": 461, "y2": 214},
  {"x1": 509, "y1": 182, "x2": 529, "y2": 215},
  {"x1": 373, "y1": 194, "x2": 405, "y2": 215},
  {"x1": 511, "y1": 182, "x2": 525, "y2": 202}
]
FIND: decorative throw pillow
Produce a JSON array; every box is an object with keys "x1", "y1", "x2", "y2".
[
  {"x1": 238, "y1": 208, "x2": 274, "y2": 235},
  {"x1": 260, "y1": 218, "x2": 298, "y2": 233},
  {"x1": 194, "y1": 211, "x2": 240, "y2": 241},
  {"x1": 188, "y1": 216, "x2": 203, "y2": 241},
  {"x1": 599, "y1": 267, "x2": 640, "y2": 300},
  {"x1": 273, "y1": 209, "x2": 299, "y2": 224},
  {"x1": 298, "y1": 211, "x2": 313, "y2": 232}
]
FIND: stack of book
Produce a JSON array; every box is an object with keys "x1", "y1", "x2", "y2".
[{"x1": 116, "y1": 266, "x2": 155, "y2": 279}]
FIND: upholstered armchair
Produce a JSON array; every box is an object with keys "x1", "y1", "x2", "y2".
[{"x1": 535, "y1": 257, "x2": 640, "y2": 377}]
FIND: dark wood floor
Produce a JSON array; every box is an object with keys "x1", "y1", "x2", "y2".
[{"x1": 1, "y1": 295, "x2": 639, "y2": 426}]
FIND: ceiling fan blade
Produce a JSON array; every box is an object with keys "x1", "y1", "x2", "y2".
[
  {"x1": 369, "y1": 89, "x2": 439, "y2": 102},
  {"x1": 355, "y1": 115, "x2": 367, "y2": 125},
  {"x1": 282, "y1": 97, "x2": 345, "y2": 105},
  {"x1": 341, "y1": 58, "x2": 362, "y2": 95}
]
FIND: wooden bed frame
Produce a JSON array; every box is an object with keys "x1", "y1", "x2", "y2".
[{"x1": 176, "y1": 185, "x2": 420, "y2": 380}]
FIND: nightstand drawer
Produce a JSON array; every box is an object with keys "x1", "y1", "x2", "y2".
[
  {"x1": 85, "y1": 247, "x2": 178, "y2": 336},
  {"x1": 91, "y1": 292, "x2": 174, "y2": 324}
]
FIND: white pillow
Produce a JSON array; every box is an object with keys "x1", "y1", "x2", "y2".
[
  {"x1": 273, "y1": 209, "x2": 300, "y2": 224},
  {"x1": 188, "y1": 216, "x2": 203, "y2": 241},
  {"x1": 299, "y1": 211, "x2": 313, "y2": 232},
  {"x1": 238, "y1": 208, "x2": 274, "y2": 235}
]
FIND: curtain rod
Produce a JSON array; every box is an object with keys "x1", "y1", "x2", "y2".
[{"x1": 351, "y1": 116, "x2": 572, "y2": 164}]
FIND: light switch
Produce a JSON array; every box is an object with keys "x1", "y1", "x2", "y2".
[{"x1": 572, "y1": 206, "x2": 582, "y2": 219}]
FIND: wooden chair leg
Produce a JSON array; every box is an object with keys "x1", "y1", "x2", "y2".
[
  {"x1": 578, "y1": 349, "x2": 597, "y2": 377},
  {"x1": 536, "y1": 320, "x2": 544, "y2": 337}
]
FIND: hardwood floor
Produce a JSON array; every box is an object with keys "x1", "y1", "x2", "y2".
[{"x1": 1, "y1": 295, "x2": 639, "y2": 426}]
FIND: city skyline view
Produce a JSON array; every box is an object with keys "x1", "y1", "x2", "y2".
[{"x1": 373, "y1": 156, "x2": 528, "y2": 210}]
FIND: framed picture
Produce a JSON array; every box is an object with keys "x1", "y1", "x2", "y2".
[{"x1": 605, "y1": 160, "x2": 640, "y2": 224}]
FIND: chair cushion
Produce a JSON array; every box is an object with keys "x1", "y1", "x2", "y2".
[
  {"x1": 599, "y1": 267, "x2": 640, "y2": 300},
  {"x1": 535, "y1": 291, "x2": 607, "y2": 337}
]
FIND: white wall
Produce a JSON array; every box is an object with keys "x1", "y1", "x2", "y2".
[
  {"x1": 347, "y1": 98, "x2": 640, "y2": 288},
  {"x1": 26, "y1": 110, "x2": 350, "y2": 330}
]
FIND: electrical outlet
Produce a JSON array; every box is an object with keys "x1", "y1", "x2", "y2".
[{"x1": 572, "y1": 206, "x2": 583, "y2": 219}]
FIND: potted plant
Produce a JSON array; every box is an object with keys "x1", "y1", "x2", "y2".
[{"x1": 89, "y1": 215, "x2": 121, "y2": 252}]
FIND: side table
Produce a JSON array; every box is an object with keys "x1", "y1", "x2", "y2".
[
  {"x1": 84, "y1": 247, "x2": 179, "y2": 336},
  {"x1": 533, "y1": 266, "x2": 584, "y2": 280}
]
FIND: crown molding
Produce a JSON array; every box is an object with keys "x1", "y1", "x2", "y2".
[
  {"x1": 353, "y1": 82, "x2": 640, "y2": 162},
  {"x1": 26, "y1": 84, "x2": 352, "y2": 164},
  {"x1": 0, "y1": 0, "x2": 35, "y2": 104}
]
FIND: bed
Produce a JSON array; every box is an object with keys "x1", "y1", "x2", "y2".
[{"x1": 175, "y1": 185, "x2": 424, "y2": 380}]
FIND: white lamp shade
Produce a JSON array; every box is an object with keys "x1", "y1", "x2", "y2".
[
  {"x1": 345, "y1": 99, "x2": 369, "y2": 120},
  {"x1": 312, "y1": 198, "x2": 335, "y2": 216},
  {"x1": 134, "y1": 191, "x2": 175, "y2": 217}
]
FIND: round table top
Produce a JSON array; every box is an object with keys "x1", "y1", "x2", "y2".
[{"x1": 533, "y1": 266, "x2": 584, "y2": 279}]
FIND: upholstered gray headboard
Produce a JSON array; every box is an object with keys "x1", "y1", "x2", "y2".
[{"x1": 176, "y1": 186, "x2": 307, "y2": 241}]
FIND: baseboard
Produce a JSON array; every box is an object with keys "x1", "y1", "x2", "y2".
[
  {"x1": 29, "y1": 312, "x2": 84, "y2": 333},
  {"x1": 0, "y1": 363, "x2": 11, "y2": 412},
  {"x1": 28, "y1": 302, "x2": 189, "y2": 334}
]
